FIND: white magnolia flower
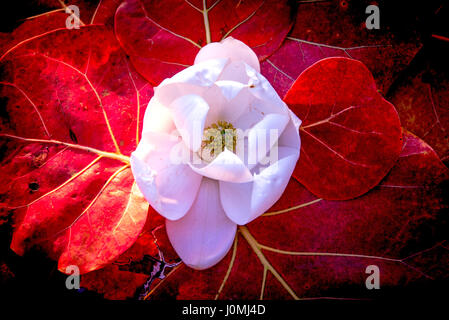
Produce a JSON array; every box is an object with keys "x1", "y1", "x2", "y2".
[{"x1": 131, "y1": 38, "x2": 301, "y2": 270}]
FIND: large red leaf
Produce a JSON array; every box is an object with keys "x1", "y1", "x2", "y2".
[
  {"x1": 260, "y1": 0, "x2": 421, "y2": 98},
  {"x1": 0, "y1": 24, "x2": 153, "y2": 274},
  {"x1": 81, "y1": 132, "x2": 449, "y2": 299},
  {"x1": 114, "y1": 0, "x2": 294, "y2": 85},
  {"x1": 284, "y1": 57, "x2": 403, "y2": 200}
]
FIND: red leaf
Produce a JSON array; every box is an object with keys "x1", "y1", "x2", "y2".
[
  {"x1": 389, "y1": 57, "x2": 449, "y2": 167},
  {"x1": 0, "y1": 12, "x2": 68, "y2": 58},
  {"x1": 260, "y1": 0, "x2": 421, "y2": 98},
  {"x1": 80, "y1": 208, "x2": 177, "y2": 299},
  {"x1": 0, "y1": 24, "x2": 153, "y2": 274},
  {"x1": 90, "y1": 0, "x2": 123, "y2": 28},
  {"x1": 114, "y1": 0, "x2": 294, "y2": 85},
  {"x1": 99, "y1": 131, "x2": 447, "y2": 300},
  {"x1": 284, "y1": 57, "x2": 403, "y2": 200},
  {"x1": 81, "y1": 264, "x2": 149, "y2": 300}
]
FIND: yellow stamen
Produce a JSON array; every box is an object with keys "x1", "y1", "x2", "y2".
[{"x1": 200, "y1": 121, "x2": 237, "y2": 162}]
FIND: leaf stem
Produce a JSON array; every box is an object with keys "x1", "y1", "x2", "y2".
[
  {"x1": 215, "y1": 234, "x2": 238, "y2": 300},
  {"x1": 239, "y1": 226, "x2": 300, "y2": 300},
  {"x1": 263, "y1": 198, "x2": 322, "y2": 217},
  {"x1": 0, "y1": 134, "x2": 130, "y2": 164},
  {"x1": 203, "y1": 0, "x2": 211, "y2": 44}
]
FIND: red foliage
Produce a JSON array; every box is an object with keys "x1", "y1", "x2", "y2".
[
  {"x1": 0, "y1": 0, "x2": 447, "y2": 300},
  {"x1": 0, "y1": 25, "x2": 152, "y2": 274},
  {"x1": 261, "y1": 0, "x2": 421, "y2": 98},
  {"x1": 114, "y1": 0, "x2": 294, "y2": 85},
  {"x1": 82, "y1": 132, "x2": 449, "y2": 299},
  {"x1": 389, "y1": 59, "x2": 449, "y2": 167},
  {"x1": 284, "y1": 57, "x2": 403, "y2": 200}
]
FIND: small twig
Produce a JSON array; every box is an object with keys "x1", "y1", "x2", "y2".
[{"x1": 138, "y1": 226, "x2": 182, "y2": 300}]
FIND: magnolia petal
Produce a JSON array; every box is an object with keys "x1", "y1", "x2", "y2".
[
  {"x1": 244, "y1": 113, "x2": 290, "y2": 169},
  {"x1": 278, "y1": 110, "x2": 302, "y2": 149},
  {"x1": 245, "y1": 68, "x2": 288, "y2": 115},
  {"x1": 214, "y1": 80, "x2": 248, "y2": 101},
  {"x1": 219, "y1": 61, "x2": 289, "y2": 129},
  {"x1": 194, "y1": 37, "x2": 260, "y2": 72},
  {"x1": 142, "y1": 96, "x2": 175, "y2": 134},
  {"x1": 170, "y1": 94, "x2": 209, "y2": 152},
  {"x1": 203, "y1": 81, "x2": 254, "y2": 126},
  {"x1": 131, "y1": 132, "x2": 202, "y2": 221},
  {"x1": 166, "y1": 178, "x2": 237, "y2": 270},
  {"x1": 155, "y1": 59, "x2": 228, "y2": 107},
  {"x1": 220, "y1": 146, "x2": 300, "y2": 225},
  {"x1": 218, "y1": 60, "x2": 253, "y2": 84},
  {"x1": 189, "y1": 148, "x2": 253, "y2": 183}
]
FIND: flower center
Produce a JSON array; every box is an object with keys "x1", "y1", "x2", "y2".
[{"x1": 200, "y1": 121, "x2": 237, "y2": 162}]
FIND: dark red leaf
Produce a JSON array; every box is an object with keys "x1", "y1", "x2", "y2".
[
  {"x1": 81, "y1": 264, "x2": 149, "y2": 300},
  {"x1": 0, "y1": 24, "x2": 153, "y2": 274},
  {"x1": 260, "y1": 0, "x2": 421, "y2": 98},
  {"x1": 0, "y1": 12, "x2": 67, "y2": 57},
  {"x1": 389, "y1": 56, "x2": 449, "y2": 167},
  {"x1": 114, "y1": 0, "x2": 294, "y2": 85},
  {"x1": 90, "y1": 0, "x2": 123, "y2": 28},
  {"x1": 284, "y1": 57, "x2": 403, "y2": 200}
]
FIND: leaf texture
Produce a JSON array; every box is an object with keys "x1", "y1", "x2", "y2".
[
  {"x1": 114, "y1": 0, "x2": 294, "y2": 84},
  {"x1": 81, "y1": 132, "x2": 449, "y2": 299},
  {"x1": 260, "y1": 0, "x2": 421, "y2": 98},
  {"x1": 0, "y1": 24, "x2": 153, "y2": 273},
  {"x1": 284, "y1": 57, "x2": 403, "y2": 200}
]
